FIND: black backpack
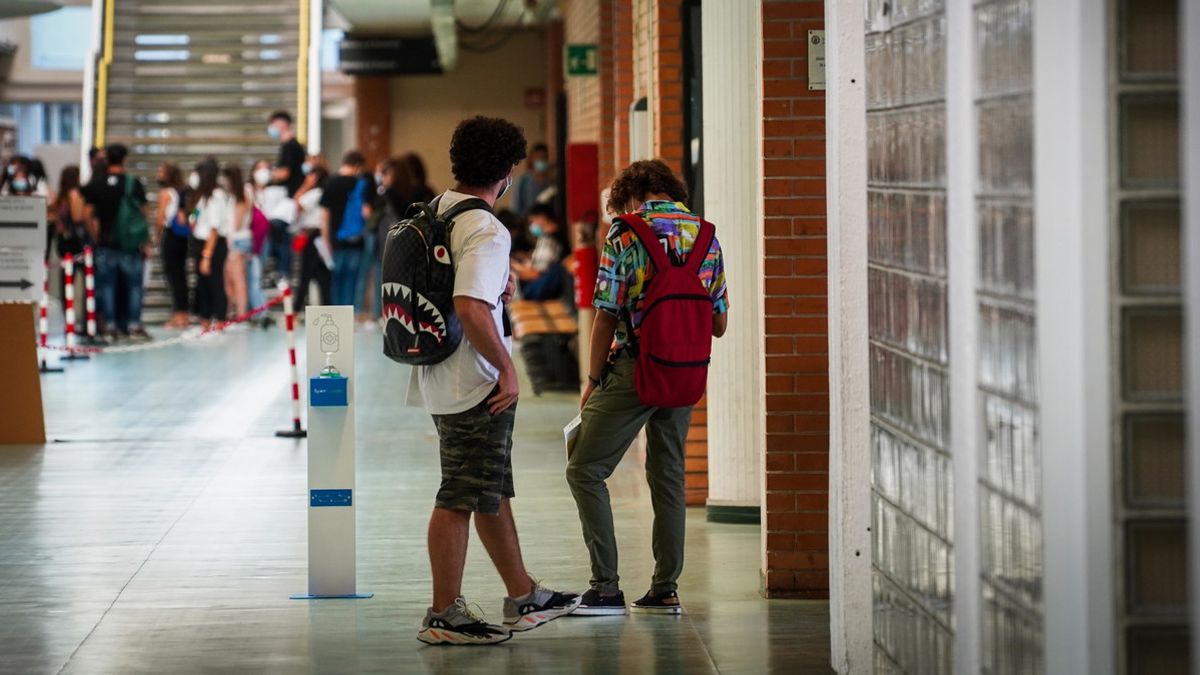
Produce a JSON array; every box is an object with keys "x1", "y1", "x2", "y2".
[{"x1": 381, "y1": 195, "x2": 491, "y2": 366}]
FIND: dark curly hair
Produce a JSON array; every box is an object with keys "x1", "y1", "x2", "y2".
[
  {"x1": 606, "y1": 159, "x2": 688, "y2": 214},
  {"x1": 449, "y1": 116, "x2": 528, "y2": 188}
]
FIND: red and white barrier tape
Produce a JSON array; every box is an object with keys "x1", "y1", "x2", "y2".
[
  {"x1": 38, "y1": 257, "x2": 50, "y2": 360},
  {"x1": 84, "y1": 246, "x2": 97, "y2": 339},
  {"x1": 62, "y1": 253, "x2": 80, "y2": 355},
  {"x1": 281, "y1": 283, "x2": 304, "y2": 434},
  {"x1": 41, "y1": 291, "x2": 286, "y2": 355}
]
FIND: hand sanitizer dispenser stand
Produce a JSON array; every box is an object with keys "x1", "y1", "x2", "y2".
[{"x1": 291, "y1": 306, "x2": 372, "y2": 600}]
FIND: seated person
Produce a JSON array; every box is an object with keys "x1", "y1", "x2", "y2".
[{"x1": 511, "y1": 204, "x2": 567, "y2": 300}]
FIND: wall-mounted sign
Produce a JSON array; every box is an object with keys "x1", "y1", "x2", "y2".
[
  {"x1": 339, "y1": 36, "x2": 442, "y2": 76},
  {"x1": 808, "y1": 30, "x2": 826, "y2": 91},
  {"x1": 525, "y1": 87, "x2": 547, "y2": 108},
  {"x1": 566, "y1": 44, "x2": 598, "y2": 76}
]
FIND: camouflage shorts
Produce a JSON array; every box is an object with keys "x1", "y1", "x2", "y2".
[{"x1": 431, "y1": 399, "x2": 516, "y2": 515}]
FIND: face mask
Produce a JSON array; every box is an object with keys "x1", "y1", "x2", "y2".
[
  {"x1": 188, "y1": 172, "x2": 200, "y2": 190},
  {"x1": 10, "y1": 179, "x2": 28, "y2": 192},
  {"x1": 497, "y1": 174, "x2": 512, "y2": 200},
  {"x1": 5, "y1": 165, "x2": 14, "y2": 176},
  {"x1": 533, "y1": 159, "x2": 549, "y2": 173},
  {"x1": 267, "y1": 125, "x2": 281, "y2": 140},
  {"x1": 529, "y1": 223, "x2": 544, "y2": 238},
  {"x1": 301, "y1": 162, "x2": 312, "y2": 175},
  {"x1": 374, "y1": 172, "x2": 384, "y2": 186},
  {"x1": 253, "y1": 168, "x2": 271, "y2": 186}
]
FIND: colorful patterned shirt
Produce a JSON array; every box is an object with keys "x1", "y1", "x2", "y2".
[{"x1": 593, "y1": 201, "x2": 729, "y2": 353}]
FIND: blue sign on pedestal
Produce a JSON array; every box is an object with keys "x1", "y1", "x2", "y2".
[{"x1": 310, "y1": 375, "x2": 348, "y2": 407}]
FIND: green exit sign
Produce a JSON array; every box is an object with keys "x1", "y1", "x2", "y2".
[{"x1": 566, "y1": 44, "x2": 598, "y2": 76}]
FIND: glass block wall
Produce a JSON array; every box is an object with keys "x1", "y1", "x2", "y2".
[
  {"x1": 973, "y1": 1, "x2": 1044, "y2": 673},
  {"x1": 1111, "y1": 0, "x2": 1190, "y2": 672},
  {"x1": 865, "y1": 2, "x2": 953, "y2": 673}
]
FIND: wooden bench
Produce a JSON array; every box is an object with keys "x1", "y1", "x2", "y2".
[{"x1": 509, "y1": 299, "x2": 578, "y2": 339}]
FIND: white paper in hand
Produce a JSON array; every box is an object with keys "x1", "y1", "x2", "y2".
[
  {"x1": 564, "y1": 414, "x2": 582, "y2": 460},
  {"x1": 313, "y1": 235, "x2": 335, "y2": 270}
]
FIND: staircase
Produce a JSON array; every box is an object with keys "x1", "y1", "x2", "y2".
[{"x1": 89, "y1": 0, "x2": 311, "y2": 323}]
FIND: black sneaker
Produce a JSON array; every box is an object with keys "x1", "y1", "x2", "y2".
[
  {"x1": 417, "y1": 597, "x2": 512, "y2": 646},
  {"x1": 502, "y1": 580, "x2": 581, "y2": 631},
  {"x1": 631, "y1": 589, "x2": 684, "y2": 615},
  {"x1": 572, "y1": 589, "x2": 627, "y2": 616}
]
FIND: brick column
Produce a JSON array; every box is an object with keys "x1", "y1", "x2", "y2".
[{"x1": 761, "y1": 0, "x2": 829, "y2": 597}]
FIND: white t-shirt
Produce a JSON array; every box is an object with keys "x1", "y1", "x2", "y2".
[
  {"x1": 408, "y1": 190, "x2": 511, "y2": 415},
  {"x1": 191, "y1": 187, "x2": 234, "y2": 240},
  {"x1": 297, "y1": 188, "x2": 323, "y2": 231}
]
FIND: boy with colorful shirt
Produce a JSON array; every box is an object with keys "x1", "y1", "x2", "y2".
[{"x1": 567, "y1": 160, "x2": 730, "y2": 616}]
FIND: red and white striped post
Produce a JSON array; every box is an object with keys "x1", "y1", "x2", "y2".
[
  {"x1": 61, "y1": 253, "x2": 88, "y2": 360},
  {"x1": 39, "y1": 257, "x2": 63, "y2": 373},
  {"x1": 83, "y1": 245, "x2": 97, "y2": 339},
  {"x1": 275, "y1": 282, "x2": 306, "y2": 438}
]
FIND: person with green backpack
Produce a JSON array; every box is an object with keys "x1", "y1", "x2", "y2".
[{"x1": 82, "y1": 143, "x2": 151, "y2": 342}]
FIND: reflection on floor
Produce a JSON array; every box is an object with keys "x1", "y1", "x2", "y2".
[{"x1": 1, "y1": 327, "x2": 831, "y2": 674}]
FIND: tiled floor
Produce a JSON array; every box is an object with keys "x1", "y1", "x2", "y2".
[{"x1": 1, "y1": 327, "x2": 831, "y2": 674}]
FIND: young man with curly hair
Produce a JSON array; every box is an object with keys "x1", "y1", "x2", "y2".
[
  {"x1": 410, "y1": 116, "x2": 579, "y2": 645},
  {"x1": 567, "y1": 159, "x2": 730, "y2": 616}
]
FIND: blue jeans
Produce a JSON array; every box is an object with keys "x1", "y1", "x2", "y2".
[
  {"x1": 95, "y1": 247, "x2": 144, "y2": 332},
  {"x1": 332, "y1": 247, "x2": 365, "y2": 309},
  {"x1": 247, "y1": 254, "x2": 265, "y2": 311},
  {"x1": 356, "y1": 234, "x2": 380, "y2": 317},
  {"x1": 267, "y1": 219, "x2": 293, "y2": 283}
]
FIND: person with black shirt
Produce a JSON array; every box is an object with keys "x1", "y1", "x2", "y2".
[
  {"x1": 318, "y1": 150, "x2": 375, "y2": 309},
  {"x1": 266, "y1": 110, "x2": 306, "y2": 286},
  {"x1": 293, "y1": 161, "x2": 330, "y2": 309},
  {"x1": 82, "y1": 144, "x2": 150, "y2": 342},
  {"x1": 153, "y1": 162, "x2": 191, "y2": 329}
]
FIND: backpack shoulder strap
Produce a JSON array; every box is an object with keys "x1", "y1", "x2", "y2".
[
  {"x1": 685, "y1": 219, "x2": 716, "y2": 275},
  {"x1": 619, "y1": 213, "x2": 671, "y2": 272},
  {"x1": 440, "y1": 197, "x2": 492, "y2": 224},
  {"x1": 123, "y1": 174, "x2": 135, "y2": 198}
]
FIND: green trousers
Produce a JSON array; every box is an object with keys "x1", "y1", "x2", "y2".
[{"x1": 565, "y1": 356, "x2": 694, "y2": 594}]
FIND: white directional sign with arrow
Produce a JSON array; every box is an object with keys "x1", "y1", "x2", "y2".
[{"x1": 0, "y1": 197, "x2": 47, "y2": 303}]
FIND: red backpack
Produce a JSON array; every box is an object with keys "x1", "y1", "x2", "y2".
[{"x1": 621, "y1": 213, "x2": 716, "y2": 408}]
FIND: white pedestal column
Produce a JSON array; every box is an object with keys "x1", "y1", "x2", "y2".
[
  {"x1": 292, "y1": 305, "x2": 371, "y2": 600},
  {"x1": 701, "y1": 2, "x2": 765, "y2": 524}
]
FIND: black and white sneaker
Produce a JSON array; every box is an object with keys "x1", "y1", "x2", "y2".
[
  {"x1": 572, "y1": 589, "x2": 628, "y2": 616},
  {"x1": 631, "y1": 590, "x2": 684, "y2": 615},
  {"x1": 502, "y1": 580, "x2": 581, "y2": 631},
  {"x1": 417, "y1": 597, "x2": 512, "y2": 645}
]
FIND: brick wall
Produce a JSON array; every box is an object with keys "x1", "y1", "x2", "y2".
[
  {"x1": 611, "y1": 0, "x2": 634, "y2": 176},
  {"x1": 761, "y1": 0, "x2": 829, "y2": 598},
  {"x1": 597, "y1": 0, "x2": 615, "y2": 193},
  {"x1": 565, "y1": 0, "x2": 602, "y2": 144}
]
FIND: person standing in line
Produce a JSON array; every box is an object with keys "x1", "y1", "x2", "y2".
[
  {"x1": 265, "y1": 110, "x2": 306, "y2": 285},
  {"x1": 187, "y1": 158, "x2": 232, "y2": 329},
  {"x1": 293, "y1": 157, "x2": 330, "y2": 308},
  {"x1": 318, "y1": 150, "x2": 374, "y2": 309},
  {"x1": 221, "y1": 164, "x2": 251, "y2": 320},
  {"x1": 566, "y1": 159, "x2": 730, "y2": 616},
  {"x1": 248, "y1": 159, "x2": 276, "y2": 324},
  {"x1": 51, "y1": 164, "x2": 87, "y2": 333},
  {"x1": 510, "y1": 143, "x2": 553, "y2": 219},
  {"x1": 409, "y1": 117, "x2": 579, "y2": 646},
  {"x1": 82, "y1": 143, "x2": 151, "y2": 342},
  {"x1": 153, "y1": 162, "x2": 191, "y2": 329},
  {"x1": 400, "y1": 153, "x2": 436, "y2": 203}
]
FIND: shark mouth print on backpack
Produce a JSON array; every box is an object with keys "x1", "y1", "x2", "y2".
[
  {"x1": 381, "y1": 282, "x2": 448, "y2": 344},
  {"x1": 380, "y1": 195, "x2": 492, "y2": 366}
]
